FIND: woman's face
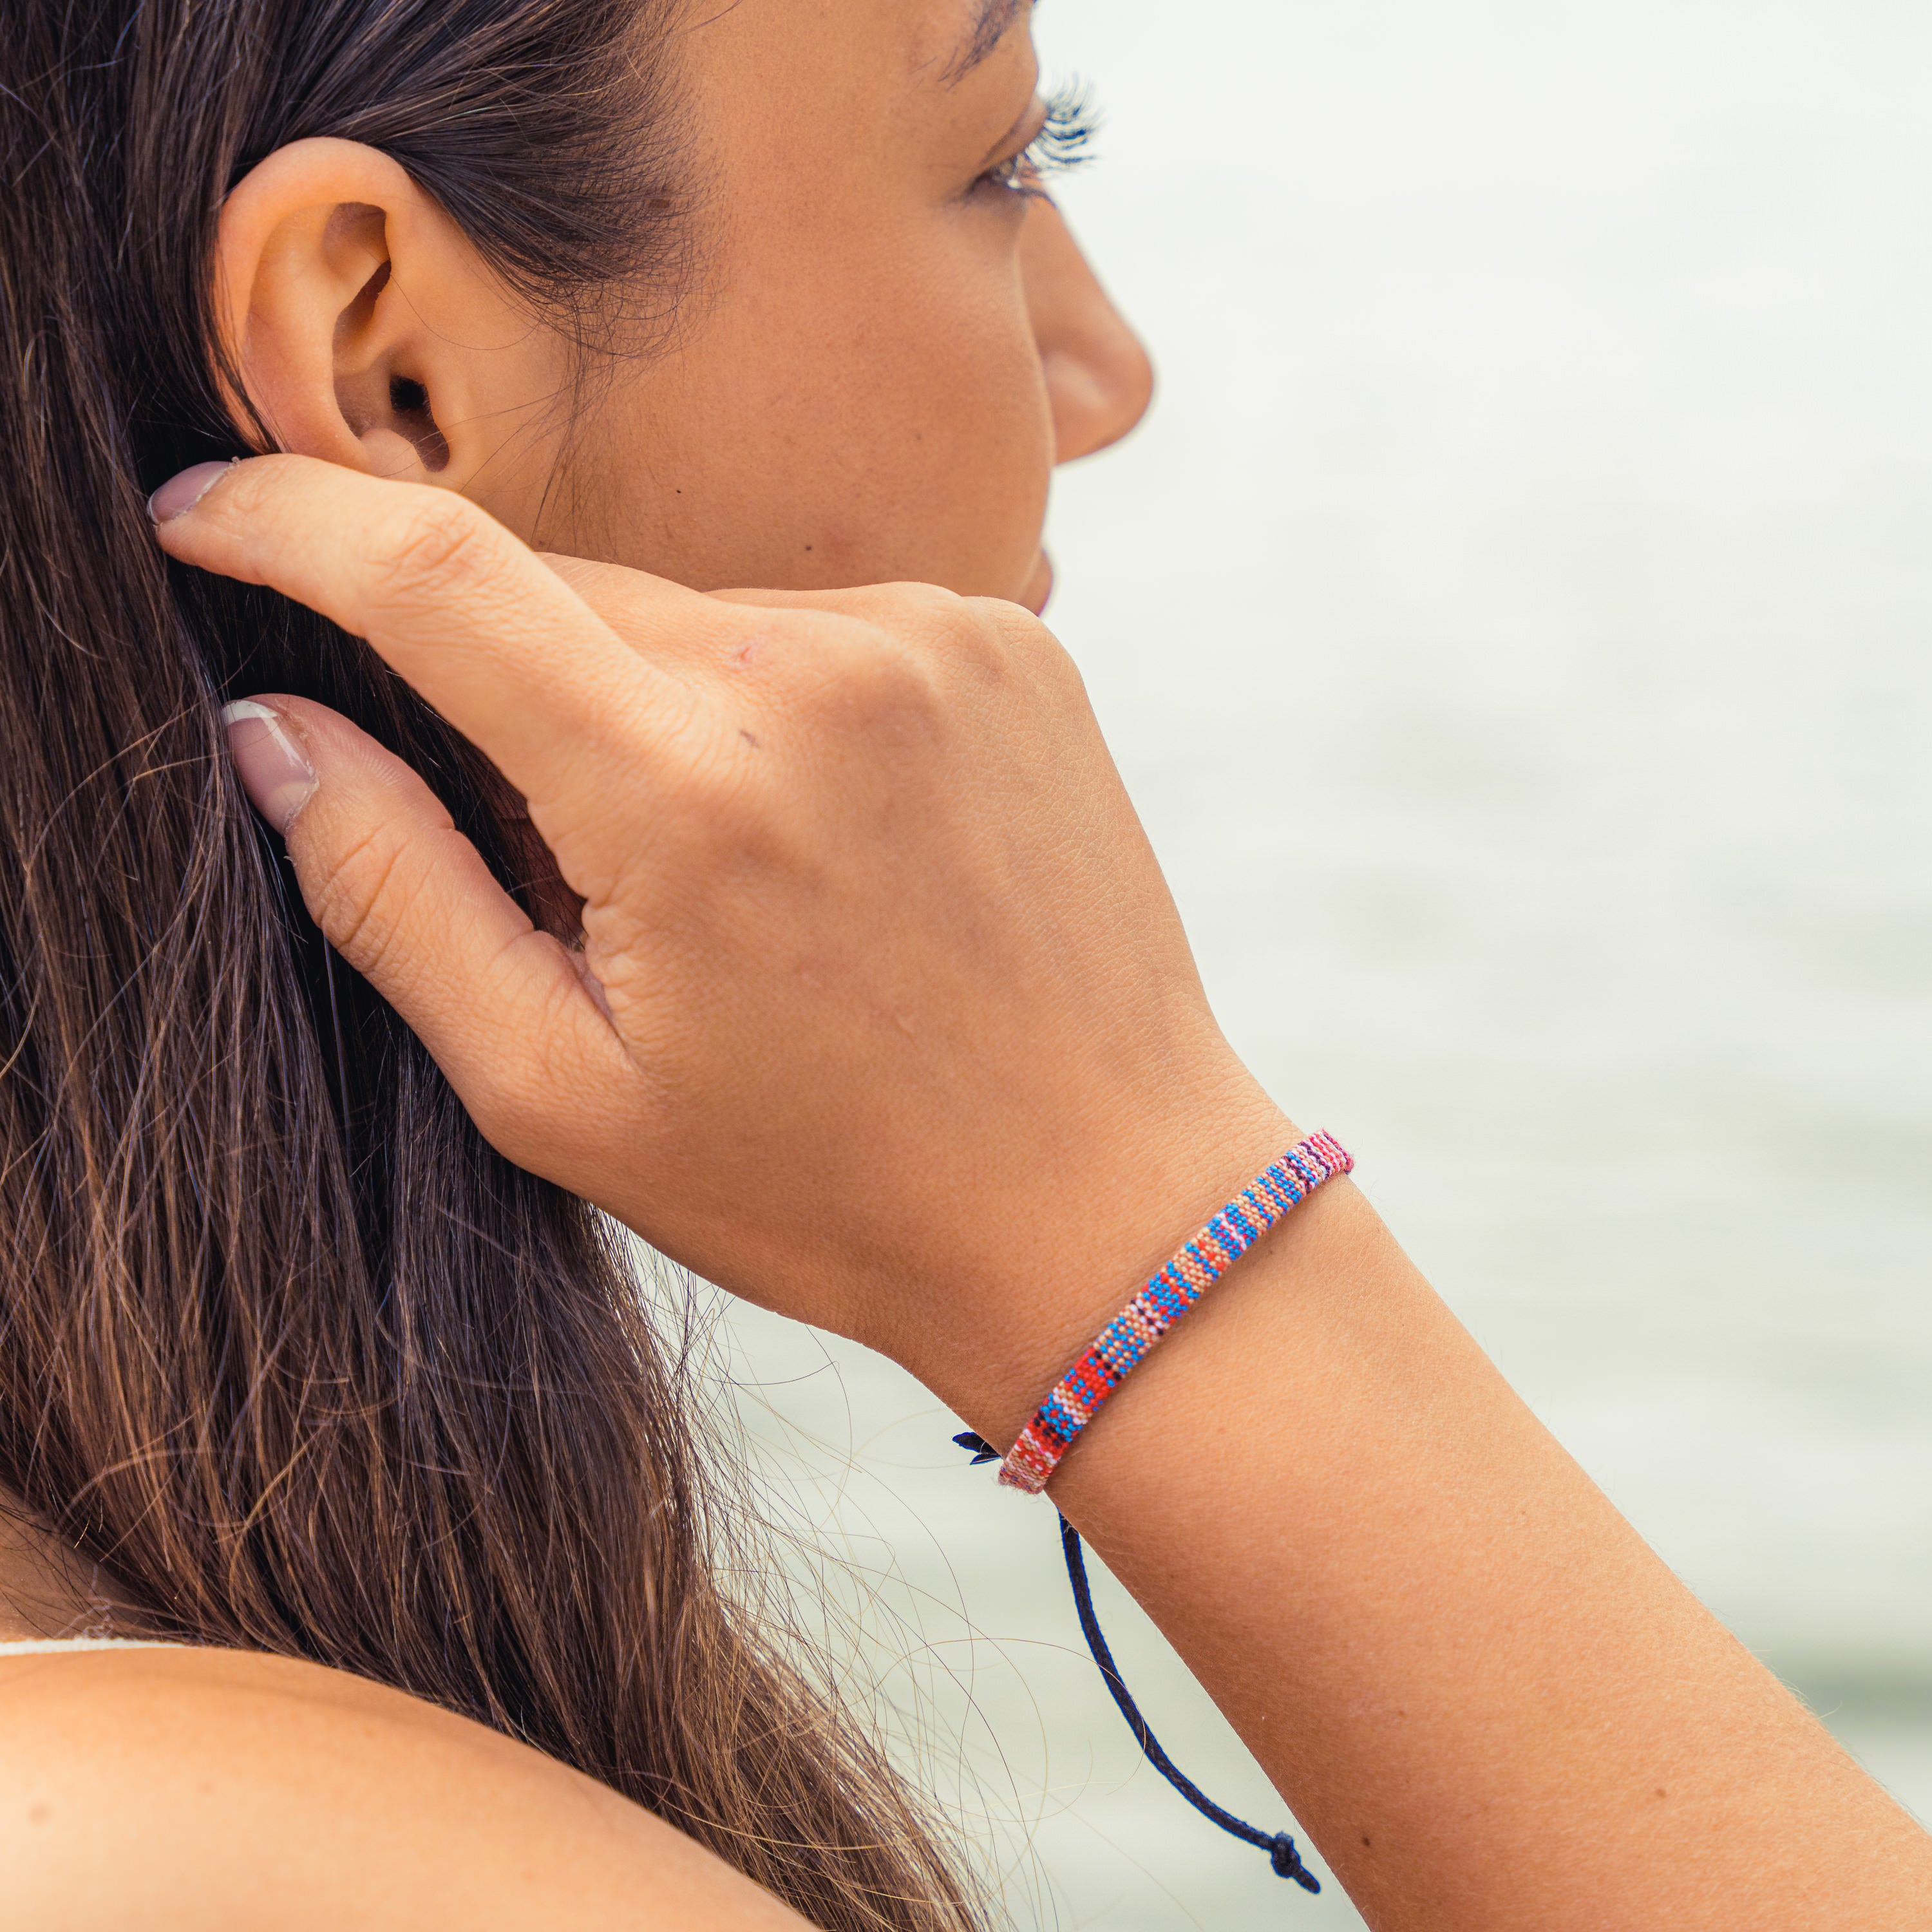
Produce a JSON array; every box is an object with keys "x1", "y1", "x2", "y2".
[
  {"x1": 547, "y1": 0, "x2": 1151, "y2": 608},
  {"x1": 219, "y1": 0, "x2": 1149, "y2": 612}
]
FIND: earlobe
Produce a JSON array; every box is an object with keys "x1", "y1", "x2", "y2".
[{"x1": 214, "y1": 138, "x2": 560, "y2": 505}]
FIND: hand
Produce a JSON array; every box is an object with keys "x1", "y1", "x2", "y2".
[{"x1": 153, "y1": 457, "x2": 1289, "y2": 1435}]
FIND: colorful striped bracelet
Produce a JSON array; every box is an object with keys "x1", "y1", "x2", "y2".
[{"x1": 996, "y1": 1131, "x2": 1354, "y2": 1493}]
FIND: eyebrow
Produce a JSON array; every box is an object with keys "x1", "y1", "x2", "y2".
[{"x1": 945, "y1": 0, "x2": 1028, "y2": 84}]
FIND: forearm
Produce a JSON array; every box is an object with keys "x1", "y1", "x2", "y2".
[{"x1": 972, "y1": 1175, "x2": 1930, "y2": 1929}]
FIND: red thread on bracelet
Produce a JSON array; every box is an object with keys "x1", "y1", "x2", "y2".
[{"x1": 998, "y1": 1132, "x2": 1352, "y2": 1493}]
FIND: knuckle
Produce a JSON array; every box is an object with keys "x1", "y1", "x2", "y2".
[
  {"x1": 364, "y1": 493, "x2": 503, "y2": 616},
  {"x1": 307, "y1": 816, "x2": 421, "y2": 985},
  {"x1": 835, "y1": 629, "x2": 944, "y2": 734},
  {"x1": 879, "y1": 580, "x2": 965, "y2": 626},
  {"x1": 1028, "y1": 625, "x2": 1089, "y2": 701},
  {"x1": 773, "y1": 611, "x2": 941, "y2": 734},
  {"x1": 818, "y1": 579, "x2": 962, "y2": 632},
  {"x1": 884, "y1": 583, "x2": 1009, "y2": 679},
  {"x1": 971, "y1": 596, "x2": 1085, "y2": 696}
]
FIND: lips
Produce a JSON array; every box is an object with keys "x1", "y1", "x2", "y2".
[{"x1": 1021, "y1": 548, "x2": 1054, "y2": 616}]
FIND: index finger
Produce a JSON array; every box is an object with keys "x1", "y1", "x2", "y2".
[{"x1": 150, "y1": 455, "x2": 712, "y2": 813}]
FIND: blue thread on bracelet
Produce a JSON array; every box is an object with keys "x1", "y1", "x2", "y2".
[
  {"x1": 999, "y1": 1135, "x2": 1353, "y2": 1492},
  {"x1": 952, "y1": 1430, "x2": 1321, "y2": 1893}
]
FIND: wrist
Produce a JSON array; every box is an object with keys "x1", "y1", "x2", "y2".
[{"x1": 898, "y1": 1089, "x2": 1305, "y2": 1452}]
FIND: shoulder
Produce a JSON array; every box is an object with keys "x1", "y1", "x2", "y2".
[{"x1": 0, "y1": 1645, "x2": 801, "y2": 1931}]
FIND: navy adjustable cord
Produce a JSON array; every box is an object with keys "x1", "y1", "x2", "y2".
[{"x1": 954, "y1": 1430, "x2": 1320, "y2": 1893}]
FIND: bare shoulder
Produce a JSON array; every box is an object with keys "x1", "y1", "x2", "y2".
[{"x1": 0, "y1": 1646, "x2": 803, "y2": 1931}]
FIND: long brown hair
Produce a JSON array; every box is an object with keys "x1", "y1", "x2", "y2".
[{"x1": 0, "y1": 3, "x2": 984, "y2": 1926}]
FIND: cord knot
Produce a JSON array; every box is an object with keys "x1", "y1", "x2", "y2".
[{"x1": 1269, "y1": 1832, "x2": 1321, "y2": 1892}]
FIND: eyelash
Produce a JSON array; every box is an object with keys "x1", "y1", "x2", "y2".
[{"x1": 977, "y1": 82, "x2": 1100, "y2": 199}]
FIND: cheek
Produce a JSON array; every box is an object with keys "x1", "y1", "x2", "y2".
[
  {"x1": 550, "y1": 225, "x2": 1055, "y2": 600},
  {"x1": 835, "y1": 261, "x2": 1054, "y2": 596}
]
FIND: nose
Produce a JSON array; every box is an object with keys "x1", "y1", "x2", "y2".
[{"x1": 1019, "y1": 200, "x2": 1155, "y2": 464}]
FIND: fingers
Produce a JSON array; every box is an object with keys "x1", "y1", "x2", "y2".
[
  {"x1": 155, "y1": 457, "x2": 709, "y2": 824},
  {"x1": 540, "y1": 554, "x2": 752, "y2": 672},
  {"x1": 224, "y1": 694, "x2": 633, "y2": 1173},
  {"x1": 544, "y1": 557, "x2": 977, "y2": 658}
]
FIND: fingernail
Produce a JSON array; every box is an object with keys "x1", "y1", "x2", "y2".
[
  {"x1": 148, "y1": 460, "x2": 236, "y2": 525},
  {"x1": 222, "y1": 699, "x2": 317, "y2": 832}
]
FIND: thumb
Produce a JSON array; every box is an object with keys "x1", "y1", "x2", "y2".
[{"x1": 222, "y1": 696, "x2": 631, "y2": 1177}]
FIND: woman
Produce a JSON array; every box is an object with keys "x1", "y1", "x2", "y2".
[
  {"x1": 4, "y1": 0, "x2": 1137, "y2": 1924},
  {"x1": 1, "y1": 2, "x2": 1926, "y2": 1929}
]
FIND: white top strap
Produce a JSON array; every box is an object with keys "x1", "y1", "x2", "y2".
[{"x1": 0, "y1": 1636, "x2": 184, "y2": 1655}]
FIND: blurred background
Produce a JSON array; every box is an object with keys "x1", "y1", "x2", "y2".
[{"x1": 703, "y1": 1, "x2": 1932, "y2": 1923}]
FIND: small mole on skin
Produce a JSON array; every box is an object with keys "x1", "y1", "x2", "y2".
[
  {"x1": 1654, "y1": 1788, "x2": 1669, "y2": 1800},
  {"x1": 1361, "y1": 1835, "x2": 1371, "y2": 1848},
  {"x1": 804, "y1": 544, "x2": 813, "y2": 552},
  {"x1": 28, "y1": 1803, "x2": 51, "y2": 1824}
]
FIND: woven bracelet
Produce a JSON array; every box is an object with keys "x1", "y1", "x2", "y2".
[
  {"x1": 997, "y1": 1130, "x2": 1352, "y2": 1494},
  {"x1": 952, "y1": 1130, "x2": 1353, "y2": 1895}
]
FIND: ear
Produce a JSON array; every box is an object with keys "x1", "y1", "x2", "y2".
[{"x1": 216, "y1": 138, "x2": 567, "y2": 509}]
